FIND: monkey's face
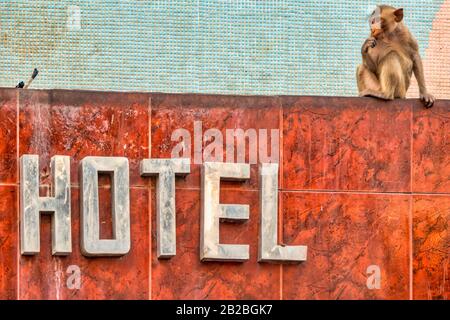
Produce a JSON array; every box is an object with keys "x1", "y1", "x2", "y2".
[
  {"x1": 369, "y1": 6, "x2": 383, "y2": 37},
  {"x1": 369, "y1": 6, "x2": 404, "y2": 38}
]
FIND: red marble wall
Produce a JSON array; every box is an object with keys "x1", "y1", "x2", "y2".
[{"x1": 0, "y1": 89, "x2": 448, "y2": 300}]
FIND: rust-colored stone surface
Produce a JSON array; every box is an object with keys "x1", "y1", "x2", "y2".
[
  {"x1": 0, "y1": 186, "x2": 17, "y2": 299},
  {"x1": 282, "y1": 97, "x2": 412, "y2": 192},
  {"x1": 0, "y1": 89, "x2": 448, "y2": 300},
  {"x1": 19, "y1": 187, "x2": 149, "y2": 300},
  {"x1": 413, "y1": 102, "x2": 450, "y2": 193},
  {"x1": 282, "y1": 192, "x2": 410, "y2": 299},
  {"x1": 151, "y1": 94, "x2": 281, "y2": 190},
  {"x1": 19, "y1": 90, "x2": 150, "y2": 187},
  {"x1": 413, "y1": 195, "x2": 449, "y2": 300},
  {"x1": 0, "y1": 89, "x2": 17, "y2": 183},
  {"x1": 151, "y1": 189, "x2": 280, "y2": 299}
]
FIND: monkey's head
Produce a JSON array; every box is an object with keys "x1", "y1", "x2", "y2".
[{"x1": 369, "y1": 5, "x2": 404, "y2": 38}]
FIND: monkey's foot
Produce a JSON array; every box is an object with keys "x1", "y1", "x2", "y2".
[{"x1": 359, "y1": 89, "x2": 393, "y2": 101}]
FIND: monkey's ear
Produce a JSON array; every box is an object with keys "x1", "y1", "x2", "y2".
[{"x1": 394, "y1": 8, "x2": 404, "y2": 22}]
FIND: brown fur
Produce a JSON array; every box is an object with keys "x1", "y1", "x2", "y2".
[{"x1": 357, "y1": 5, "x2": 435, "y2": 107}]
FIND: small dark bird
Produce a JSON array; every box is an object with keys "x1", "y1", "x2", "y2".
[{"x1": 16, "y1": 68, "x2": 39, "y2": 89}]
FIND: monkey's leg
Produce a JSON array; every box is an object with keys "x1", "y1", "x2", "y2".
[
  {"x1": 378, "y1": 53, "x2": 405, "y2": 99},
  {"x1": 357, "y1": 64, "x2": 381, "y2": 93},
  {"x1": 357, "y1": 65, "x2": 392, "y2": 100}
]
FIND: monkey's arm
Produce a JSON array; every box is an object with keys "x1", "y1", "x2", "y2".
[
  {"x1": 361, "y1": 38, "x2": 378, "y2": 72},
  {"x1": 412, "y1": 53, "x2": 434, "y2": 108},
  {"x1": 362, "y1": 53, "x2": 377, "y2": 72}
]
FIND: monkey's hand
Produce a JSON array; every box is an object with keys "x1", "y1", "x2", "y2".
[
  {"x1": 420, "y1": 92, "x2": 435, "y2": 108},
  {"x1": 362, "y1": 37, "x2": 377, "y2": 54}
]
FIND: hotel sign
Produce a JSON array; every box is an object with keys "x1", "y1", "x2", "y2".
[{"x1": 19, "y1": 155, "x2": 307, "y2": 263}]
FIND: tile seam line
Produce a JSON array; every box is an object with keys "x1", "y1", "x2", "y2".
[
  {"x1": 409, "y1": 103, "x2": 414, "y2": 300},
  {"x1": 16, "y1": 89, "x2": 20, "y2": 300},
  {"x1": 148, "y1": 95, "x2": 152, "y2": 301},
  {"x1": 5, "y1": 183, "x2": 447, "y2": 196},
  {"x1": 279, "y1": 190, "x2": 449, "y2": 196},
  {"x1": 279, "y1": 98, "x2": 283, "y2": 301}
]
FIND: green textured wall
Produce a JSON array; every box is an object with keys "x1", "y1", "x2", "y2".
[{"x1": 0, "y1": 1, "x2": 445, "y2": 95}]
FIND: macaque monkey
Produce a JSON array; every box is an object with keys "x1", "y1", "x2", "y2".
[{"x1": 357, "y1": 5, "x2": 435, "y2": 108}]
